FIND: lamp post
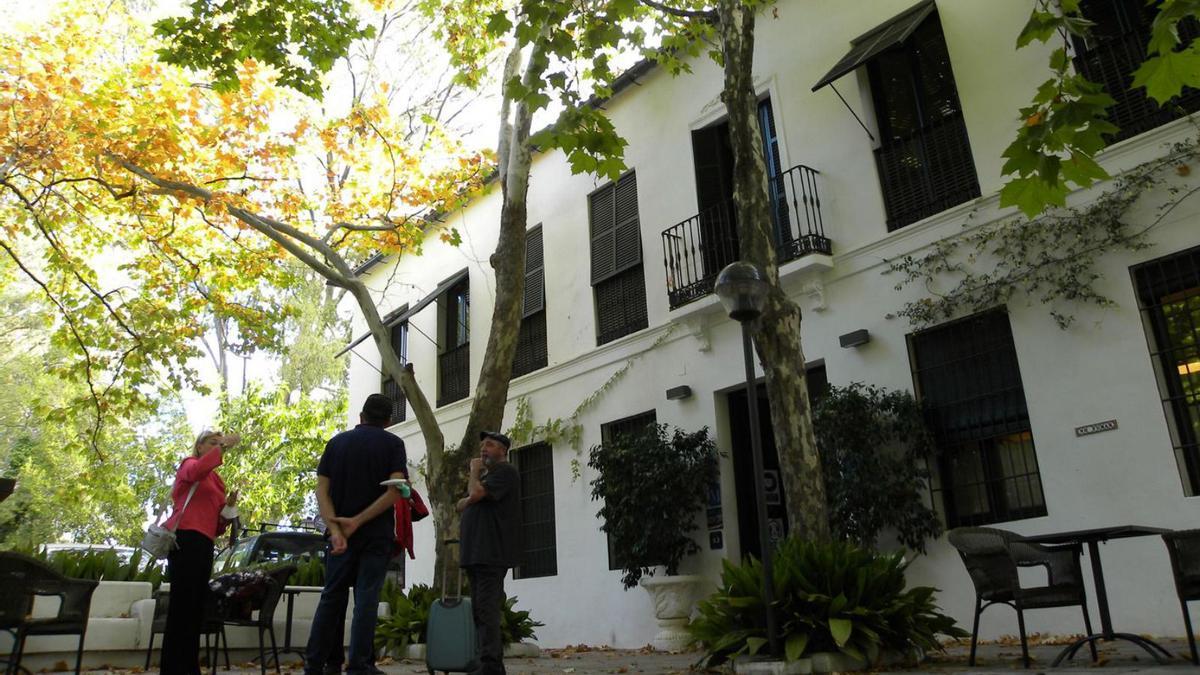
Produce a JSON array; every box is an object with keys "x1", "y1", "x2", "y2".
[{"x1": 714, "y1": 261, "x2": 779, "y2": 657}]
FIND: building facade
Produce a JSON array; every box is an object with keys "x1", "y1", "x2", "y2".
[{"x1": 344, "y1": 0, "x2": 1200, "y2": 648}]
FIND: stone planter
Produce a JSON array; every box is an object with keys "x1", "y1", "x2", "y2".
[{"x1": 638, "y1": 574, "x2": 705, "y2": 652}]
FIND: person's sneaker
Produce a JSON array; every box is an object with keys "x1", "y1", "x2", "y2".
[{"x1": 367, "y1": 666, "x2": 386, "y2": 675}]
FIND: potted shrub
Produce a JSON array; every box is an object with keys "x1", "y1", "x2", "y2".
[
  {"x1": 375, "y1": 583, "x2": 543, "y2": 659},
  {"x1": 688, "y1": 537, "x2": 967, "y2": 671},
  {"x1": 588, "y1": 424, "x2": 718, "y2": 650}
]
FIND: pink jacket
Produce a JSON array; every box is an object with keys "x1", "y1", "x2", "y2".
[{"x1": 164, "y1": 448, "x2": 228, "y2": 541}]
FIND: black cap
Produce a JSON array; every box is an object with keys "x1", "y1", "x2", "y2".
[
  {"x1": 362, "y1": 393, "x2": 393, "y2": 422},
  {"x1": 479, "y1": 430, "x2": 512, "y2": 450}
]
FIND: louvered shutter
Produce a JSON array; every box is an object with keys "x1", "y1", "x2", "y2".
[
  {"x1": 612, "y1": 173, "x2": 642, "y2": 274},
  {"x1": 589, "y1": 186, "x2": 616, "y2": 284},
  {"x1": 523, "y1": 226, "x2": 545, "y2": 317}
]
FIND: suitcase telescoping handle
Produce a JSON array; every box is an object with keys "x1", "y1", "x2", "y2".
[{"x1": 442, "y1": 538, "x2": 464, "y2": 602}]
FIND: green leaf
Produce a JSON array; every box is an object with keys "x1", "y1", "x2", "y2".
[
  {"x1": 1000, "y1": 175, "x2": 1068, "y2": 217},
  {"x1": 784, "y1": 632, "x2": 809, "y2": 662},
  {"x1": 746, "y1": 637, "x2": 768, "y2": 656},
  {"x1": 829, "y1": 617, "x2": 853, "y2": 647},
  {"x1": 1132, "y1": 49, "x2": 1200, "y2": 104}
]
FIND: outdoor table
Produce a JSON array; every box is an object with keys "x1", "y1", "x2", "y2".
[
  {"x1": 1021, "y1": 525, "x2": 1173, "y2": 666},
  {"x1": 279, "y1": 585, "x2": 324, "y2": 663}
]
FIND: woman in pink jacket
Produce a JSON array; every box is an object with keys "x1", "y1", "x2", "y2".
[{"x1": 160, "y1": 430, "x2": 241, "y2": 675}]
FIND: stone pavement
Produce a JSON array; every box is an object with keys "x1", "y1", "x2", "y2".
[{"x1": 35, "y1": 637, "x2": 1198, "y2": 674}]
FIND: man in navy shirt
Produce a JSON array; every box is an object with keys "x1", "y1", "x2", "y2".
[
  {"x1": 457, "y1": 430, "x2": 521, "y2": 675},
  {"x1": 305, "y1": 394, "x2": 407, "y2": 675}
]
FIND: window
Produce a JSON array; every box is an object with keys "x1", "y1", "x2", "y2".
[
  {"x1": 437, "y1": 274, "x2": 470, "y2": 407},
  {"x1": 1133, "y1": 246, "x2": 1200, "y2": 495},
  {"x1": 512, "y1": 226, "x2": 548, "y2": 378},
  {"x1": 909, "y1": 309, "x2": 1047, "y2": 527},
  {"x1": 511, "y1": 442, "x2": 557, "y2": 579},
  {"x1": 379, "y1": 313, "x2": 408, "y2": 423},
  {"x1": 590, "y1": 172, "x2": 648, "y2": 345},
  {"x1": 1073, "y1": 0, "x2": 1200, "y2": 144},
  {"x1": 599, "y1": 410, "x2": 657, "y2": 570},
  {"x1": 867, "y1": 8, "x2": 980, "y2": 230}
]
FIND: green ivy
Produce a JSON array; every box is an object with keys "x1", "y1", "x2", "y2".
[
  {"x1": 588, "y1": 424, "x2": 718, "y2": 590},
  {"x1": 888, "y1": 136, "x2": 1200, "y2": 329},
  {"x1": 688, "y1": 538, "x2": 967, "y2": 667}
]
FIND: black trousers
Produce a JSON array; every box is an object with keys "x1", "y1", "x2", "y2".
[
  {"x1": 161, "y1": 529, "x2": 214, "y2": 675},
  {"x1": 466, "y1": 566, "x2": 506, "y2": 675}
]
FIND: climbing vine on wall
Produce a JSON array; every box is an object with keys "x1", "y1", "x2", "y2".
[
  {"x1": 887, "y1": 135, "x2": 1200, "y2": 329},
  {"x1": 506, "y1": 324, "x2": 680, "y2": 481}
]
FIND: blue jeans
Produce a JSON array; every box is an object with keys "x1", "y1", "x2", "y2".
[{"x1": 304, "y1": 536, "x2": 390, "y2": 675}]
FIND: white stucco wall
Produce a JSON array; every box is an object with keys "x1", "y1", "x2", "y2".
[{"x1": 344, "y1": 1, "x2": 1200, "y2": 648}]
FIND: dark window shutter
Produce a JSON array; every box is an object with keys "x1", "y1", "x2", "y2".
[
  {"x1": 589, "y1": 186, "x2": 617, "y2": 283},
  {"x1": 590, "y1": 172, "x2": 641, "y2": 284},
  {"x1": 523, "y1": 226, "x2": 545, "y2": 317},
  {"x1": 512, "y1": 442, "x2": 557, "y2": 579}
]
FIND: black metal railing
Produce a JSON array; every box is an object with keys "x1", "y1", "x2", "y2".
[
  {"x1": 437, "y1": 342, "x2": 469, "y2": 407},
  {"x1": 662, "y1": 164, "x2": 831, "y2": 310},
  {"x1": 380, "y1": 378, "x2": 407, "y2": 423},
  {"x1": 875, "y1": 112, "x2": 981, "y2": 231}
]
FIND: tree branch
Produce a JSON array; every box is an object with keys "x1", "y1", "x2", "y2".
[{"x1": 639, "y1": 0, "x2": 718, "y2": 21}]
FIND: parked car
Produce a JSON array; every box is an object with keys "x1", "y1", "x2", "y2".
[{"x1": 214, "y1": 527, "x2": 326, "y2": 573}]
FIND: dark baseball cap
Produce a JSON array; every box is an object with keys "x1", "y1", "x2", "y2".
[{"x1": 479, "y1": 430, "x2": 512, "y2": 450}]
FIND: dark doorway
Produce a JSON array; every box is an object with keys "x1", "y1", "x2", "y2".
[{"x1": 727, "y1": 364, "x2": 827, "y2": 562}]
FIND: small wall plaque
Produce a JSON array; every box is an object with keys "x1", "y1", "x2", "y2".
[{"x1": 1075, "y1": 419, "x2": 1118, "y2": 437}]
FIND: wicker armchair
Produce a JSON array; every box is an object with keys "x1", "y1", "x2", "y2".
[
  {"x1": 1, "y1": 581, "x2": 32, "y2": 675},
  {"x1": 0, "y1": 551, "x2": 99, "y2": 675},
  {"x1": 947, "y1": 527, "x2": 1097, "y2": 668},
  {"x1": 1162, "y1": 529, "x2": 1200, "y2": 665},
  {"x1": 213, "y1": 564, "x2": 296, "y2": 675}
]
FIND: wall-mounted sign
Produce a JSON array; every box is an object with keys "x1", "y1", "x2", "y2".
[
  {"x1": 763, "y1": 469, "x2": 782, "y2": 506},
  {"x1": 1075, "y1": 419, "x2": 1118, "y2": 437},
  {"x1": 706, "y1": 481, "x2": 723, "y2": 530},
  {"x1": 709, "y1": 531, "x2": 723, "y2": 550}
]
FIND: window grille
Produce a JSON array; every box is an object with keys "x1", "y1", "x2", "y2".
[
  {"x1": 909, "y1": 309, "x2": 1047, "y2": 527},
  {"x1": 379, "y1": 318, "x2": 407, "y2": 422},
  {"x1": 512, "y1": 442, "x2": 557, "y2": 579},
  {"x1": 1073, "y1": 0, "x2": 1200, "y2": 144},
  {"x1": 600, "y1": 410, "x2": 657, "y2": 570},
  {"x1": 1132, "y1": 245, "x2": 1200, "y2": 495},
  {"x1": 867, "y1": 11, "x2": 980, "y2": 230},
  {"x1": 594, "y1": 265, "x2": 648, "y2": 345}
]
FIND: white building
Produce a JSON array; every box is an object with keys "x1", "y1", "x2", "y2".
[{"x1": 343, "y1": 0, "x2": 1200, "y2": 649}]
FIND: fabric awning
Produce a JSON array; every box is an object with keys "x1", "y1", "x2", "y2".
[
  {"x1": 811, "y1": 0, "x2": 936, "y2": 91},
  {"x1": 334, "y1": 268, "x2": 467, "y2": 358}
]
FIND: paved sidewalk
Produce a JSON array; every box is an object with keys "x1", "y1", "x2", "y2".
[{"x1": 39, "y1": 637, "x2": 1198, "y2": 674}]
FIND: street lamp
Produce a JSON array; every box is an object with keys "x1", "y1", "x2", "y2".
[{"x1": 714, "y1": 261, "x2": 779, "y2": 657}]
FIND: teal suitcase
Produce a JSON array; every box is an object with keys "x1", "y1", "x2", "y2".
[{"x1": 426, "y1": 541, "x2": 477, "y2": 674}]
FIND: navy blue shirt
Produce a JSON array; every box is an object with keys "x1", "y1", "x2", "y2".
[
  {"x1": 317, "y1": 424, "x2": 407, "y2": 540},
  {"x1": 460, "y1": 461, "x2": 522, "y2": 569}
]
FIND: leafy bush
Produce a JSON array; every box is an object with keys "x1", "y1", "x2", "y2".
[
  {"x1": 286, "y1": 555, "x2": 325, "y2": 586},
  {"x1": 588, "y1": 424, "x2": 718, "y2": 589},
  {"x1": 689, "y1": 538, "x2": 966, "y2": 666},
  {"x1": 374, "y1": 581, "x2": 542, "y2": 655},
  {"x1": 813, "y1": 383, "x2": 941, "y2": 552},
  {"x1": 41, "y1": 547, "x2": 165, "y2": 589}
]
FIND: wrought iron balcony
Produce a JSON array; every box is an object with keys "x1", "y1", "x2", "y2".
[{"x1": 661, "y1": 164, "x2": 830, "y2": 310}]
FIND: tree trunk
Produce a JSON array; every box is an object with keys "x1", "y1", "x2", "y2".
[{"x1": 717, "y1": 0, "x2": 830, "y2": 542}]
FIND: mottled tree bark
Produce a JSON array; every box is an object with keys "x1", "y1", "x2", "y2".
[{"x1": 716, "y1": 0, "x2": 830, "y2": 542}]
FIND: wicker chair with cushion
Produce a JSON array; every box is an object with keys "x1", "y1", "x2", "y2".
[
  {"x1": 212, "y1": 564, "x2": 296, "y2": 675},
  {"x1": 947, "y1": 526, "x2": 1097, "y2": 669},
  {"x1": 1162, "y1": 529, "x2": 1200, "y2": 665},
  {"x1": 0, "y1": 551, "x2": 98, "y2": 675}
]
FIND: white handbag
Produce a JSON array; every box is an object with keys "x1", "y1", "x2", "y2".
[{"x1": 141, "y1": 482, "x2": 199, "y2": 560}]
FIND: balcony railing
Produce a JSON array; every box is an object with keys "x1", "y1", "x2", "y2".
[
  {"x1": 437, "y1": 342, "x2": 469, "y2": 407},
  {"x1": 381, "y1": 378, "x2": 407, "y2": 423},
  {"x1": 662, "y1": 164, "x2": 830, "y2": 310}
]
